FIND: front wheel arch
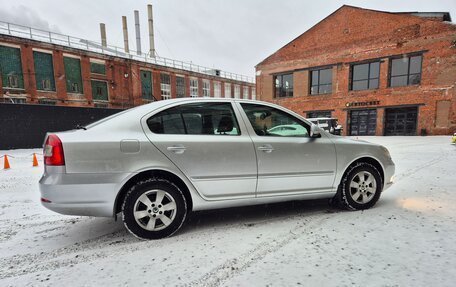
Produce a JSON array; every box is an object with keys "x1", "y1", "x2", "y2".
[
  {"x1": 114, "y1": 170, "x2": 193, "y2": 217},
  {"x1": 340, "y1": 157, "x2": 384, "y2": 187},
  {"x1": 331, "y1": 158, "x2": 384, "y2": 210}
]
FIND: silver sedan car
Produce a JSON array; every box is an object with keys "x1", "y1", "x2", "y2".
[{"x1": 39, "y1": 98, "x2": 395, "y2": 239}]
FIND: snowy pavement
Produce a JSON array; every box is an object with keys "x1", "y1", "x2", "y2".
[{"x1": 0, "y1": 136, "x2": 455, "y2": 287}]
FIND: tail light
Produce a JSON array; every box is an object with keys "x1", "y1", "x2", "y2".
[{"x1": 43, "y1": 134, "x2": 65, "y2": 166}]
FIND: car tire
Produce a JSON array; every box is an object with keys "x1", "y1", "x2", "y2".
[
  {"x1": 122, "y1": 178, "x2": 187, "y2": 240},
  {"x1": 333, "y1": 162, "x2": 383, "y2": 211}
]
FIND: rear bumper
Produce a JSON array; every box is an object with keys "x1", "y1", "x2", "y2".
[{"x1": 39, "y1": 171, "x2": 132, "y2": 217}]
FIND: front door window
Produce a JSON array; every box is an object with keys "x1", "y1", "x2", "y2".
[{"x1": 241, "y1": 103, "x2": 310, "y2": 137}]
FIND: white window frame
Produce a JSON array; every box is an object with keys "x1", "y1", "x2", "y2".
[
  {"x1": 190, "y1": 78, "x2": 199, "y2": 97},
  {"x1": 7, "y1": 75, "x2": 19, "y2": 88},
  {"x1": 203, "y1": 79, "x2": 211, "y2": 97},
  {"x1": 234, "y1": 85, "x2": 241, "y2": 99},
  {"x1": 71, "y1": 83, "x2": 80, "y2": 93},
  {"x1": 42, "y1": 79, "x2": 52, "y2": 90},
  {"x1": 89, "y1": 58, "x2": 105, "y2": 65},
  {"x1": 224, "y1": 83, "x2": 231, "y2": 98},
  {"x1": 213, "y1": 81, "x2": 221, "y2": 98},
  {"x1": 243, "y1": 86, "x2": 249, "y2": 99},
  {"x1": 252, "y1": 87, "x2": 256, "y2": 100},
  {"x1": 160, "y1": 73, "x2": 171, "y2": 100}
]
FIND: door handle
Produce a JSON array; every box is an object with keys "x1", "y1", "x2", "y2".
[
  {"x1": 167, "y1": 145, "x2": 186, "y2": 154},
  {"x1": 258, "y1": 144, "x2": 274, "y2": 153}
]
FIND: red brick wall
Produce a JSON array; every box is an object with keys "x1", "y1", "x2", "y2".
[
  {"x1": 53, "y1": 51, "x2": 67, "y2": 104},
  {"x1": 0, "y1": 35, "x2": 254, "y2": 107},
  {"x1": 21, "y1": 45, "x2": 36, "y2": 101},
  {"x1": 256, "y1": 6, "x2": 456, "y2": 135}
]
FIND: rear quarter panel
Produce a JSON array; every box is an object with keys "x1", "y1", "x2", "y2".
[{"x1": 52, "y1": 104, "x2": 208, "y2": 213}]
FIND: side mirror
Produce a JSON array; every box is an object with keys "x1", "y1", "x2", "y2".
[{"x1": 310, "y1": 124, "x2": 321, "y2": 138}]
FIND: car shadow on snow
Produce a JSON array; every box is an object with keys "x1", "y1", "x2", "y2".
[
  {"x1": 181, "y1": 199, "x2": 333, "y2": 233},
  {"x1": 58, "y1": 197, "x2": 396, "y2": 244},
  {"x1": 62, "y1": 199, "x2": 333, "y2": 243}
]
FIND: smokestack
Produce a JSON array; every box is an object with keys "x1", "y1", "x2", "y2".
[
  {"x1": 122, "y1": 16, "x2": 130, "y2": 53},
  {"x1": 100, "y1": 23, "x2": 107, "y2": 47},
  {"x1": 134, "y1": 10, "x2": 142, "y2": 55},
  {"x1": 147, "y1": 4, "x2": 155, "y2": 58}
]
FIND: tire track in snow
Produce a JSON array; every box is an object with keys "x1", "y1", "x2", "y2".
[
  {"x1": 188, "y1": 213, "x2": 332, "y2": 287},
  {"x1": 0, "y1": 207, "x2": 334, "y2": 281},
  {"x1": 393, "y1": 151, "x2": 449, "y2": 183},
  {"x1": 0, "y1": 230, "x2": 135, "y2": 279}
]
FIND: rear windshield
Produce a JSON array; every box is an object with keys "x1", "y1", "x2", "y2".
[{"x1": 85, "y1": 107, "x2": 137, "y2": 129}]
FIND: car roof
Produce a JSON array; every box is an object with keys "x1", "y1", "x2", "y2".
[{"x1": 133, "y1": 97, "x2": 272, "y2": 113}]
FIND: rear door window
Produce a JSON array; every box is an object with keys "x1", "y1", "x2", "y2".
[{"x1": 147, "y1": 102, "x2": 240, "y2": 135}]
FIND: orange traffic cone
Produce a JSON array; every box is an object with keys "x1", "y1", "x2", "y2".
[
  {"x1": 32, "y1": 153, "x2": 39, "y2": 167},
  {"x1": 4, "y1": 155, "x2": 10, "y2": 169}
]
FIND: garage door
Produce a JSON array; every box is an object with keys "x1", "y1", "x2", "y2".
[
  {"x1": 349, "y1": 109, "x2": 377, "y2": 136},
  {"x1": 385, "y1": 107, "x2": 418, "y2": 136}
]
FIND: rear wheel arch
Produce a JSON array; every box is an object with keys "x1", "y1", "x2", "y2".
[{"x1": 114, "y1": 169, "x2": 193, "y2": 217}]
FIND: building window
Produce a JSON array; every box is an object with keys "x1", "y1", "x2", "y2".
[
  {"x1": 234, "y1": 85, "x2": 241, "y2": 99},
  {"x1": 176, "y1": 76, "x2": 186, "y2": 98},
  {"x1": 390, "y1": 55, "x2": 422, "y2": 87},
  {"x1": 33, "y1": 51, "x2": 55, "y2": 91},
  {"x1": 94, "y1": 102, "x2": 108, "y2": 108},
  {"x1": 141, "y1": 70, "x2": 153, "y2": 100},
  {"x1": 203, "y1": 79, "x2": 211, "y2": 97},
  {"x1": 63, "y1": 57, "x2": 83, "y2": 94},
  {"x1": 224, "y1": 83, "x2": 231, "y2": 98},
  {"x1": 213, "y1": 81, "x2": 221, "y2": 98},
  {"x1": 90, "y1": 62, "x2": 106, "y2": 75},
  {"x1": 91, "y1": 80, "x2": 108, "y2": 101},
  {"x1": 38, "y1": 98, "x2": 57, "y2": 105},
  {"x1": 160, "y1": 73, "x2": 171, "y2": 100},
  {"x1": 243, "y1": 86, "x2": 249, "y2": 99},
  {"x1": 350, "y1": 62, "x2": 380, "y2": 91},
  {"x1": 0, "y1": 45, "x2": 24, "y2": 89},
  {"x1": 190, "y1": 78, "x2": 199, "y2": 97},
  {"x1": 274, "y1": 74, "x2": 293, "y2": 98},
  {"x1": 251, "y1": 87, "x2": 256, "y2": 100},
  {"x1": 2, "y1": 96, "x2": 26, "y2": 104},
  {"x1": 310, "y1": 68, "x2": 332, "y2": 95},
  {"x1": 307, "y1": 111, "x2": 332, "y2": 118}
]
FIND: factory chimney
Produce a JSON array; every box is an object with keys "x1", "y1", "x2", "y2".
[
  {"x1": 100, "y1": 23, "x2": 107, "y2": 47},
  {"x1": 134, "y1": 10, "x2": 142, "y2": 55},
  {"x1": 122, "y1": 16, "x2": 130, "y2": 53},
  {"x1": 147, "y1": 4, "x2": 156, "y2": 58}
]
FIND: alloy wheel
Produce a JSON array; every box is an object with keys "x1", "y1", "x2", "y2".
[
  {"x1": 133, "y1": 189, "x2": 177, "y2": 231},
  {"x1": 349, "y1": 171, "x2": 377, "y2": 204}
]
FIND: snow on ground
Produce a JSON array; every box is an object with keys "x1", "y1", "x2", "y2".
[{"x1": 0, "y1": 136, "x2": 455, "y2": 287}]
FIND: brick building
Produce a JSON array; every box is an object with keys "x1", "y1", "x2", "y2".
[
  {"x1": 256, "y1": 6, "x2": 456, "y2": 136},
  {"x1": 0, "y1": 22, "x2": 255, "y2": 109}
]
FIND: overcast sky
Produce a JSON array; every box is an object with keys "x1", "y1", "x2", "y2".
[{"x1": 0, "y1": 0, "x2": 454, "y2": 77}]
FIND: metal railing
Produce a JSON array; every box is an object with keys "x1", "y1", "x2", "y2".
[{"x1": 0, "y1": 21, "x2": 255, "y2": 84}]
